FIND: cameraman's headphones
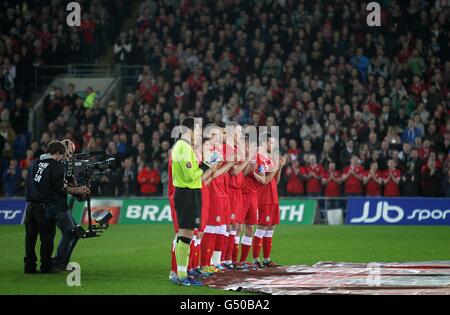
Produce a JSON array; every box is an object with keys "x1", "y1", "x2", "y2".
[{"x1": 61, "y1": 139, "x2": 75, "y2": 158}]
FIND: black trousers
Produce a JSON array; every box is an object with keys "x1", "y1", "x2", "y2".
[{"x1": 23, "y1": 203, "x2": 56, "y2": 273}]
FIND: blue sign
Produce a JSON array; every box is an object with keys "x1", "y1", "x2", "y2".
[
  {"x1": 346, "y1": 198, "x2": 450, "y2": 225},
  {"x1": 0, "y1": 199, "x2": 27, "y2": 224}
]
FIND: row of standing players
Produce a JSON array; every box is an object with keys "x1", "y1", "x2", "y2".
[{"x1": 168, "y1": 126, "x2": 286, "y2": 285}]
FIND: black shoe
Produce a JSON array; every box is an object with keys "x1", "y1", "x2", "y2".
[
  {"x1": 252, "y1": 261, "x2": 265, "y2": 269},
  {"x1": 24, "y1": 268, "x2": 37, "y2": 274},
  {"x1": 50, "y1": 264, "x2": 68, "y2": 273},
  {"x1": 263, "y1": 260, "x2": 281, "y2": 268}
]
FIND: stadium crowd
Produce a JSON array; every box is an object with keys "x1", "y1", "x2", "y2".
[
  {"x1": 0, "y1": 0, "x2": 127, "y2": 195},
  {"x1": 1, "y1": 0, "x2": 449, "y2": 198}
]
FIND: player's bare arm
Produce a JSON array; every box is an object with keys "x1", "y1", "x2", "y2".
[
  {"x1": 231, "y1": 160, "x2": 250, "y2": 176},
  {"x1": 276, "y1": 157, "x2": 287, "y2": 184},
  {"x1": 212, "y1": 160, "x2": 235, "y2": 179}
]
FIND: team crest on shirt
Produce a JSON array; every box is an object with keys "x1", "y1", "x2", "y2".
[
  {"x1": 216, "y1": 216, "x2": 221, "y2": 222},
  {"x1": 195, "y1": 218, "x2": 200, "y2": 225},
  {"x1": 231, "y1": 214, "x2": 236, "y2": 220},
  {"x1": 186, "y1": 162, "x2": 192, "y2": 168},
  {"x1": 266, "y1": 216, "x2": 270, "y2": 222}
]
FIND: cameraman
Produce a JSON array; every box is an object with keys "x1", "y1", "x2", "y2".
[
  {"x1": 24, "y1": 141, "x2": 89, "y2": 273},
  {"x1": 52, "y1": 139, "x2": 89, "y2": 271}
]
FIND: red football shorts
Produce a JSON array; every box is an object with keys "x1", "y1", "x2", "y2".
[
  {"x1": 200, "y1": 195, "x2": 209, "y2": 232},
  {"x1": 258, "y1": 203, "x2": 280, "y2": 226},
  {"x1": 240, "y1": 193, "x2": 258, "y2": 225},
  {"x1": 207, "y1": 197, "x2": 228, "y2": 226},
  {"x1": 169, "y1": 198, "x2": 179, "y2": 233},
  {"x1": 228, "y1": 188, "x2": 242, "y2": 225}
]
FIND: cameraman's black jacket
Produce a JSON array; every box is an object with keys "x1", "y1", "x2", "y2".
[{"x1": 26, "y1": 156, "x2": 68, "y2": 218}]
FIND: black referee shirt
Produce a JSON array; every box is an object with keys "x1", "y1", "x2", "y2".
[{"x1": 26, "y1": 157, "x2": 68, "y2": 211}]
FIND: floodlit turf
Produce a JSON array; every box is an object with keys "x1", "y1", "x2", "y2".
[{"x1": 1, "y1": 224, "x2": 449, "y2": 295}]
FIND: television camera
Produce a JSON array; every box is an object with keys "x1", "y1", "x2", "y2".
[{"x1": 64, "y1": 151, "x2": 115, "y2": 238}]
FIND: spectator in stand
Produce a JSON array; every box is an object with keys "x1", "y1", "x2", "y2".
[
  {"x1": 303, "y1": 155, "x2": 324, "y2": 197},
  {"x1": 322, "y1": 162, "x2": 342, "y2": 209},
  {"x1": 298, "y1": 138, "x2": 316, "y2": 166},
  {"x1": 80, "y1": 12, "x2": 97, "y2": 62},
  {"x1": 19, "y1": 149, "x2": 35, "y2": 170},
  {"x1": 351, "y1": 48, "x2": 370, "y2": 83},
  {"x1": 10, "y1": 98, "x2": 28, "y2": 136},
  {"x1": 340, "y1": 139, "x2": 355, "y2": 168},
  {"x1": 284, "y1": 158, "x2": 304, "y2": 196},
  {"x1": 137, "y1": 161, "x2": 161, "y2": 196},
  {"x1": 342, "y1": 156, "x2": 364, "y2": 196},
  {"x1": 287, "y1": 139, "x2": 301, "y2": 161},
  {"x1": 402, "y1": 119, "x2": 422, "y2": 145},
  {"x1": 15, "y1": 168, "x2": 28, "y2": 196},
  {"x1": 364, "y1": 162, "x2": 383, "y2": 197},
  {"x1": 114, "y1": 32, "x2": 132, "y2": 65},
  {"x1": 421, "y1": 156, "x2": 443, "y2": 197},
  {"x1": 383, "y1": 160, "x2": 401, "y2": 197},
  {"x1": 443, "y1": 168, "x2": 450, "y2": 198},
  {"x1": 401, "y1": 161, "x2": 421, "y2": 196},
  {"x1": 119, "y1": 157, "x2": 138, "y2": 196},
  {"x1": 319, "y1": 139, "x2": 337, "y2": 169},
  {"x1": 44, "y1": 87, "x2": 65, "y2": 124},
  {"x1": 2, "y1": 159, "x2": 20, "y2": 196},
  {"x1": 64, "y1": 84, "x2": 79, "y2": 107},
  {"x1": 1, "y1": 121, "x2": 16, "y2": 159}
]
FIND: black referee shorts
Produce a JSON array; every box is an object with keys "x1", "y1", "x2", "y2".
[{"x1": 174, "y1": 188, "x2": 202, "y2": 230}]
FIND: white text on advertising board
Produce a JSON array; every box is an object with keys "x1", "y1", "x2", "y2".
[
  {"x1": 351, "y1": 201, "x2": 450, "y2": 224},
  {"x1": 0, "y1": 210, "x2": 22, "y2": 220},
  {"x1": 126, "y1": 205, "x2": 172, "y2": 222},
  {"x1": 279, "y1": 205, "x2": 304, "y2": 222}
]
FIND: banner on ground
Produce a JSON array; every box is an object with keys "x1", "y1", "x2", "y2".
[
  {"x1": 72, "y1": 198, "x2": 317, "y2": 225},
  {"x1": 346, "y1": 197, "x2": 450, "y2": 225}
]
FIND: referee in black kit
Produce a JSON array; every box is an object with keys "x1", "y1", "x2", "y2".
[{"x1": 24, "y1": 141, "x2": 90, "y2": 274}]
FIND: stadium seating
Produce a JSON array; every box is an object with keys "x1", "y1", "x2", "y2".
[{"x1": 0, "y1": 0, "x2": 449, "y2": 197}]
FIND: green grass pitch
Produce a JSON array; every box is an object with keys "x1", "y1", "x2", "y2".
[{"x1": 1, "y1": 225, "x2": 449, "y2": 295}]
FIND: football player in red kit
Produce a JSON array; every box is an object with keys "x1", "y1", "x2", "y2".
[
  {"x1": 222, "y1": 122, "x2": 249, "y2": 269},
  {"x1": 201, "y1": 125, "x2": 235, "y2": 271},
  {"x1": 252, "y1": 133, "x2": 286, "y2": 268},
  {"x1": 237, "y1": 135, "x2": 260, "y2": 269}
]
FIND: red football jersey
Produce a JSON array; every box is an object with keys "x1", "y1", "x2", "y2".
[
  {"x1": 229, "y1": 146, "x2": 244, "y2": 189},
  {"x1": 210, "y1": 144, "x2": 229, "y2": 199},
  {"x1": 305, "y1": 164, "x2": 324, "y2": 193},
  {"x1": 201, "y1": 183, "x2": 210, "y2": 211},
  {"x1": 322, "y1": 170, "x2": 342, "y2": 197},
  {"x1": 343, "y1": 166, "x2": 364, "y2": 194},
  {"x1": 364, "y1": 170, "x2": 383, "y2": 196},
  {"x1": 256, "y1": 153, "x2": 278, "y2": 204},
  {"x1": 242, "y1": 171, "x2": 260, "y2": 194},
  {"x1": 285, "y1": 166, "x2": 305, "y2": 194},
  {"x1": 383, "y1": 169, "x2": 401, "y2": 197},
  {"x1": 168, "y1": 157, "x2": 175, "y2": 201}
]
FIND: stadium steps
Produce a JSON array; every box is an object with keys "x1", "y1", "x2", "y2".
[{"x1": 95, "y1": 0, "x2": 141, "y2": 71}]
